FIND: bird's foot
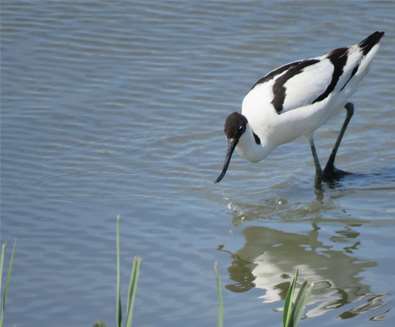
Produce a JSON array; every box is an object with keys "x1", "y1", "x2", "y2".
[{"x1": 322, "y1": 165, "x2": 352, "y2": 182}]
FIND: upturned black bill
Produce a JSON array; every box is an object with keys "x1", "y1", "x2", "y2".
[{"x1": 215, "y1": 138, "x2": 238, "y2": 183}]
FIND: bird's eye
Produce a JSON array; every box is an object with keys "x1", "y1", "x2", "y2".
[{"x1": 238, "y1": 125, "x2": 244, "y2": 131}]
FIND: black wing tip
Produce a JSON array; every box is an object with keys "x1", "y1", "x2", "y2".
[{"x1": 359, "y1": 31, "x2": 385, "y2": 55}]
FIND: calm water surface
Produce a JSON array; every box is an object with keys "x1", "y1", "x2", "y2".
[{"x1": 1, "y1": 1, "x2": 395, "y2": 326}]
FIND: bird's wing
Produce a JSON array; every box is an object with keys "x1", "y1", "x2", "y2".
[
  {"x1": 272, "y1": 58, "x2": 334, "y2": 114},
  {"x1": 248, "y1": 56, "x2": 339, "y2": 114},
  {"x1": 247, "y1": 31, "x2": 384, "y2": 115}
]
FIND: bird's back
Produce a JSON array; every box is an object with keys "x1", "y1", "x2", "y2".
[{"x1": 242, "y1": 32, "x2": 384, "y2": 118}]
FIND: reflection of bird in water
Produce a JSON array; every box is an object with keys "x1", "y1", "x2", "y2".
[
  {"x1": 223, "y1": 225, "x2": 377, "y2": 318},
  {"x1": 215, "y1": 32, "x2": 385, "y2": 189}
]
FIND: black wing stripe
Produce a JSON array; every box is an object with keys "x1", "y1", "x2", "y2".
[
  {"x1": 312, "y1": 47, "x2": 348, "y2": 104},
  {"x1": 271, "y1": 59, "x2": 320, "y2": 114},
  {"x1": 251, "y1": 61, "x2": 302, "y2": 90}
]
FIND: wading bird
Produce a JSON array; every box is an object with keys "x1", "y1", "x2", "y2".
[{"x1": 215, "y1": 31, "x2": 384, "y2": 188}]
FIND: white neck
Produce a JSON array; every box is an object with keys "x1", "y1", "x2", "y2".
[{"x1": 235, "y1": 125, "x2": 272, "y2": 163}]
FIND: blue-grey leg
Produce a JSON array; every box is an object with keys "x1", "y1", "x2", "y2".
[
  {"x1": 309, "y1": 136, "x2": 322, "y2": 189},
  {"x1": 323, "y1": 102, "x2": 354, "y2": 181}
]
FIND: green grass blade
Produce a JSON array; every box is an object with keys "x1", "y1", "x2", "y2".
[
  {"x1": 116, "y1": 216, "x2": 122, "y2": 327},
  {"x1": 0, "y1": 242, "x2": 6, "y2": 327},
  {"x1": 291, "y1": 280, "x2": 312, "y2": 327},
  {"x1": 125, "y1": 256, "x2": 142, "y2": 327},
  {"x1": 2, "y1": 241, "x2": 16, "y2": 312},
  {"x1": 0, "y1": 241, "x2": 16, "y2": 327},
  {"x1": 214, "y1": 262, "x2": 224, "y2": 327},
  {"x1": 0, "y1": 243, "x2": 6, "y2": 300},
  {"x1": 283, "y1": 269, "x2": 298, "y2": 327}
]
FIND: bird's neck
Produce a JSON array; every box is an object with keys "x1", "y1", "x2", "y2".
[{"x1": 236, "y1": 126, "x2": 272, "y2": 162}]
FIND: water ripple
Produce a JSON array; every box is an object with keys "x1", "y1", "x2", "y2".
[{"x1": 2, "y1": 1, "x2": 395, "y2": 326}]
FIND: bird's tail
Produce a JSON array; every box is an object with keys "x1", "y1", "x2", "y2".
[
  {"x1": 359, "y1": 31, "x2": 385, "y2": 55},
  {"x1": 353, "y1": 31, "x2": 384, "y2": 79}
]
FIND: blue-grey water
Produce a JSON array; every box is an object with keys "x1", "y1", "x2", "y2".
[{"x1": 1, "y1": 1, "x2": 395, "y2": 326}]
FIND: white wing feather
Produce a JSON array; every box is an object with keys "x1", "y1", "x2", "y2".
[{"x1": 281, "y1": 59, "x2": 333, "y2": 112}]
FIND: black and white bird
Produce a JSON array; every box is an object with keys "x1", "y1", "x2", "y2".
[{"x1": 215, "y1": 31, "x2": 385, "y2": 188}]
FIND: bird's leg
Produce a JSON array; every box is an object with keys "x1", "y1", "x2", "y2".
[
  {"x1": 323, "y1": 102, "x2": 354, "y2": 181},
  {"x1": 309, "y1": 136, "x2": 323, "y2": 190}
]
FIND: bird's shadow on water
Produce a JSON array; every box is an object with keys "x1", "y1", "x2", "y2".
[
  {"x1": 218, "y1": 222, "x2": 390, "y2": 321},
  {"x1": 219, "y1": 166, "x2": 395, "y2": 321}
]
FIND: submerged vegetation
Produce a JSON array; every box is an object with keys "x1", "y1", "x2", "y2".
[
  {"x1": 0, "y1": 241, "x2": 16, "y2": 327},
  {"x1": 94, "y1": 218, "x2": 311, "y2": 327}
]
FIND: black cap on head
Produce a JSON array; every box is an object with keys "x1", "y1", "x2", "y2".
[{"x1": 224, "y1": 112, "x2": 248, "y2": 139}]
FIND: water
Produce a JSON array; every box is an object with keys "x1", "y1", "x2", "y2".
[{"x1": 1, "y1": 1, "x2": 395, "y2": 326}]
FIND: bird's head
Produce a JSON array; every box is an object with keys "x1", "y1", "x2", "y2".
[{"x1": 215, "y1": 112, "x2": 248, "y2": 183}]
